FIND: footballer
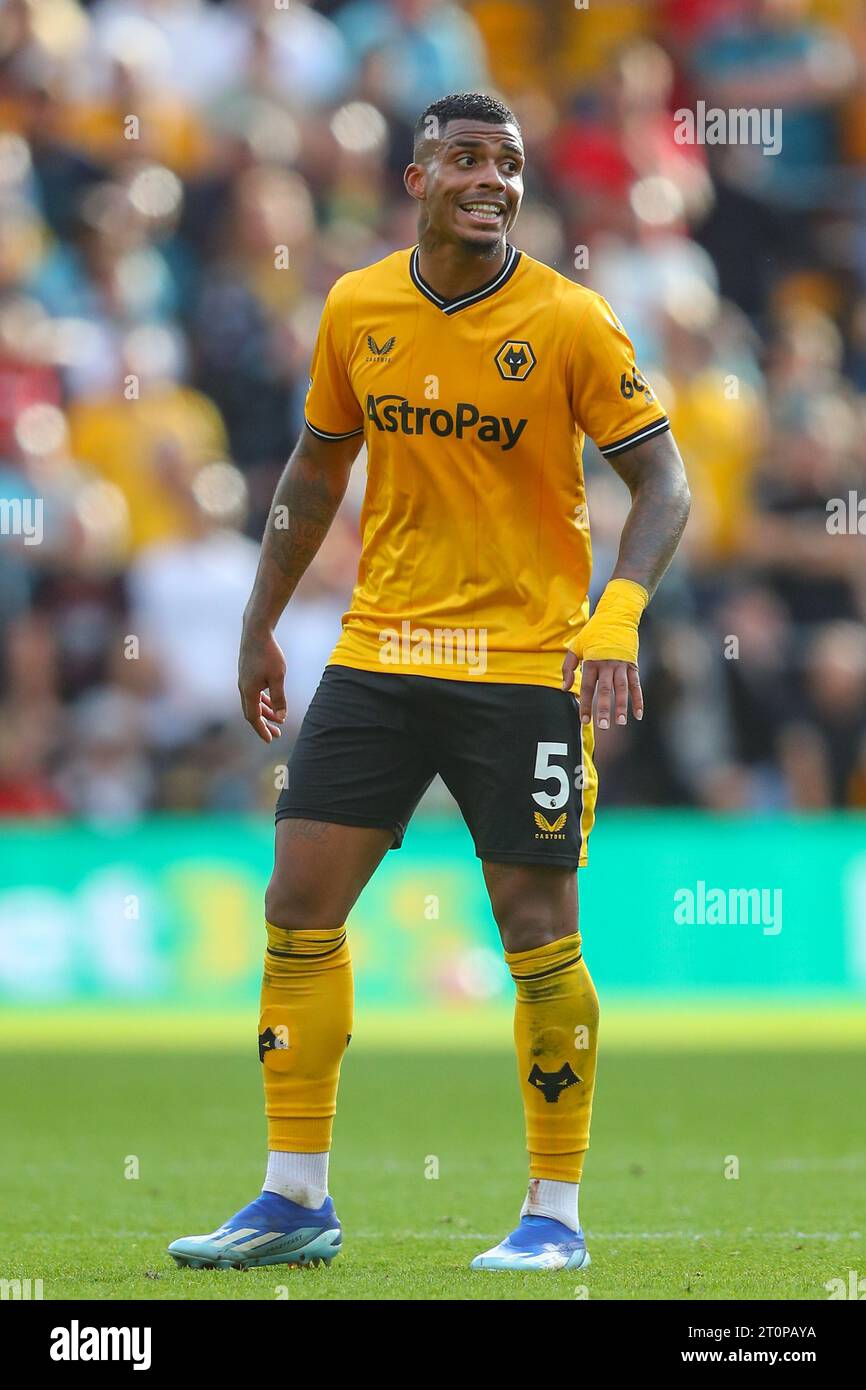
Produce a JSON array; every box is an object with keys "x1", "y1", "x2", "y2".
[{"x1": 168, "y1": 93, "x2": 690, "y2": 1273}]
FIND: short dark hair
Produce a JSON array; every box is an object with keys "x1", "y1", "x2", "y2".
[{"x1": 413, "y1": 92, "x2": 519, "y2": 157}]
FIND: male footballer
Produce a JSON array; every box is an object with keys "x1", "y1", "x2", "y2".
[{"x1": 169, "y1": 92, "x2": 690, "y2": 1273}]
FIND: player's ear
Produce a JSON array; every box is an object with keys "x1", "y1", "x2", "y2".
[{"x1": 404, "y1": 162, "x2": 427, "y2": 202}]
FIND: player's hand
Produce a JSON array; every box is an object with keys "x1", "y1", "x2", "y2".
[
  {"x1": 562, "y1": 652, "x2": 643, "y2": 729},
  {"x1": 238, "y1": 623, "x2": 288, "y2": 743}
]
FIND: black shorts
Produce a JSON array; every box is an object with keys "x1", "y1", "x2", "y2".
[{"x1": 276, "y1": 665, "x2": 597, "y2": 868}]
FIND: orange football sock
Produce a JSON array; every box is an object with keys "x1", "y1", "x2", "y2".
[
  {"x1": 259, "y1": 923, "x2": 353, "y2": 1153},
  {"x1": 505, "y1": 932, "x2": 599, "y2": 1183}
]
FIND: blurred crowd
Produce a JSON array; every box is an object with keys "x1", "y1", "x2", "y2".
[{"x1": 1, "y1": 0, "x2": 865, "y2": 822}]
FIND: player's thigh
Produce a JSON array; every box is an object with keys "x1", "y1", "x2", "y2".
[
  {"x1": 266, "y1": 818, "x2": 394, "y2": 930},
  {"x1": 268, "y1": 666, "x2": 433, "y2": 928}
]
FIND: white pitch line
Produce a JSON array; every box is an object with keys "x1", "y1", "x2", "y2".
[
  {"x1": 352, "y1": 1229, "x2": 862, "y2": 1242},
  {"x1": 765, "y1": 1158, "x2": 866, "y2": 1171}
]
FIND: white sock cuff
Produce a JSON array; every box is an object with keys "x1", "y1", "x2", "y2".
[
  {"x1": 521, "y1": 1177, "x2": 580, "y2": 1233},
  {"x1": 262, "y1": 1150, "x2": 329, "y2": 1209}
]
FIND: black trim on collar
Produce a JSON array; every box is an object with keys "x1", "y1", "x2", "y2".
[{"x1": 409, "y1": 245, "x2": 521, "y2": 315}]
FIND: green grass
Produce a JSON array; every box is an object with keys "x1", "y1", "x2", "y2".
[{"x1": 2, "y1": 1039, "x2": 864, "y2": 1300}]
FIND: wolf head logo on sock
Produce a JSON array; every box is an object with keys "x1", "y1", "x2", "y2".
[{"x1": 527, "y1": 1061, "x2": 580, "y2": 1103}]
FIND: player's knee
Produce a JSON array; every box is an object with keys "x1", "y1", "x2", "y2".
[
  {"x1": 492, "y1": 901, "x2": 567, "y2": 954},
  {"x1": 500, "y1": 917, "x2": 565, "y2": 954},
  {"x1": 486, "y1": 864, "x2": 578, "y2": 954},
  {"x1": 264, "y1": 875, "x2": 334, "y2": 933},
  {"x1": 488, "y1": 879, "x2": 576, "y2": 954}
]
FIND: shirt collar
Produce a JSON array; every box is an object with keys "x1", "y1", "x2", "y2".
[{"x1": 409, "y1": 244, "x2": 521, "y2": 315}]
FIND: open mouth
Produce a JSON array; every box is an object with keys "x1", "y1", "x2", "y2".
[{"x1": 458, "y1": 201, "x2": 506, "y2": 225}]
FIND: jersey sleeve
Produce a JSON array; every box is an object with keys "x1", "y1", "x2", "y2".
[
  {"x1": 569, "y1": 294, "x2": 670, "y2": 459},
  {"x1": 304, "y1": 292, "x2": 364, "y2": 441}
]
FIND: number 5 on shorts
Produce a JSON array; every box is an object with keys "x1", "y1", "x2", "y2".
[{"x1": 532, "y1": 741, "x2": 569, "y2": 811}]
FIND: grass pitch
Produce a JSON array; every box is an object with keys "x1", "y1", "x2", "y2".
[{"x1": 2, "y1": 1020, "x2": 864, "y2": 1301}]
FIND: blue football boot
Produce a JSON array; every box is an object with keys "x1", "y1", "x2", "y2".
[
  {"x1": 471, "y1": 1214, "x2": 591, "y2": 1271},
  {"x1": 168, "y1": 1190, "x2": 342, "y2": 1270}
]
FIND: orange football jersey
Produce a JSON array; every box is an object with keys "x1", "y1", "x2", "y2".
[{"x1": 305, "y1": 246, "x2": 668, "y2": 687}]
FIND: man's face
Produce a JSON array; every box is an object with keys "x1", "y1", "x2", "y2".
[{"x1": 406, "y1": 119, "x2": 524, "y2": 251}]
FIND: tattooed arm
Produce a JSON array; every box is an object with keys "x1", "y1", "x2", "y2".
[
  {"x1": 605, "y1": 430, "x2": 691, "y2": 596},
  {"x1": 563, "y1": 430, "x2": 691, "y2": 726},
  {"x1": 239, "y1": 427, "x2": 362, "y2": 742}
]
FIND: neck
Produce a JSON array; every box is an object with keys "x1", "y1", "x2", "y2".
[{"x1": 416, "y1": 234, "x2": 508, "y2": 301}]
